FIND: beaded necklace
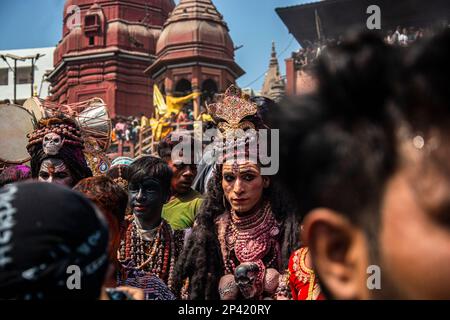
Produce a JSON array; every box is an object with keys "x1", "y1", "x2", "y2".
[
  {"x1": 222, "y1": 202, "x2": 281, "y2": 274},
  {"x1": 119, "y1": 217, "x2": 176, "y2": 290}
]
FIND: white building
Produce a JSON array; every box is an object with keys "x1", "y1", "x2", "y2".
[{"x1": 0, "y1": 47, "x2": 55, "y2": 104}]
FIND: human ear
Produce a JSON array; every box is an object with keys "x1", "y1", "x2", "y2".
[{"x1": 302, "y1": 208, "x2": 371, "y2": 300}]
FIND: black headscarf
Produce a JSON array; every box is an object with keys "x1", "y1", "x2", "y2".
[{"x1": 0, "y1": 182, "x2": 109, "y2": 300}]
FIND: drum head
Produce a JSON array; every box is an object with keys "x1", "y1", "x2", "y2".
[
  {"x1": 76, "y1": 99, "x2": 112, "y2": 151},
  {"x1": 23, "y1": 97, "x2": 45, "y2": 123},
  {"x1": 0, "y1": 104, "x2": 34, "y2": 164}
]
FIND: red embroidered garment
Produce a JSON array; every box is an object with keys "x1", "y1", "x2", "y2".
[{"x1": 288, "y1": 247, "x2": 325, "y2": 300}]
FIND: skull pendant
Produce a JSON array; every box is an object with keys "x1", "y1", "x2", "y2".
[
  {"x1": 234, "y1": 262, "x2": 261, "y2": 299},
  {"x1": 42, "y1": 133, "x2": 64, "y2": 155}
]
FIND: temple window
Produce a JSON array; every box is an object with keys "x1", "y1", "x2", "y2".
[{"x1": 84, "y1": 14, "x2": 101, "y2": 33}]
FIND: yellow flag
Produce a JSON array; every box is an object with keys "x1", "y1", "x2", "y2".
[
  {"x1": 166, "y1": 92, "x2": 201, "y2": 115},
  {"x1": 153, "y1": 84, "x2": 168, "y2": 116}
]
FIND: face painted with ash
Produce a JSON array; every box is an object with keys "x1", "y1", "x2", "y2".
[
  {"x1": 38, "y1": 158, "x2": 74, "y2": 187},
  {"x1": 128, "y1": 178, "x2": 167, "y2": 221}
]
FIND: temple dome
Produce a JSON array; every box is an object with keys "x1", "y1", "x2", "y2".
[{"x1": 155, "y1": 0, "x2": 235, "y2": 60}]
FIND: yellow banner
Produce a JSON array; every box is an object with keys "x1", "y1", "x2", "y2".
[
  {"x1": 153, "y1": 84, "x2": 168, "y2": 116},
  {"x1": 166, "y1": 92, "x2": 201, "y2": 115}
]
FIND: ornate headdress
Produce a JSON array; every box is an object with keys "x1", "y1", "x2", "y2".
[
  {"x1": 206, "y1": 85, "x2": 266, "y2": 165},
  {"x1": 27, "y1": 117, "x2": 83, "y2": 152},
  {"x1": 207, "y1": 85, "x2": 258, "y2": 133},
  {"x1": 25, "y1": 97, "x2": 112, "y2": 178},
  {"x1": 26, "y1": 116, "x2": 93, "y2": 183},
  {"x1": 107, "y1": 157, "x2": 133, "y2": 190}
]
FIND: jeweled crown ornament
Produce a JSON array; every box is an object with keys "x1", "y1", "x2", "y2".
[{"x1": 207, "y1": 85, "x2": 258, "y2": 133}]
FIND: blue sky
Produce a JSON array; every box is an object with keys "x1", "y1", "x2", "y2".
[{"x1": 0, "y1": 0, "x2": 308, "y2": 90}]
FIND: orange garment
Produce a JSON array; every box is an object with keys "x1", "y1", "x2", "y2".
[{"x1": 111, "y1": 130, "x2": 117, "y2": 142}]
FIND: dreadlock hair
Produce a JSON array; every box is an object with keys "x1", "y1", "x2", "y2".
[
  {"x1": 28, "y1": 146, "x2": 92, "y2": 185},
  {"x1": 175, "y1": 154, "x2": 300, "y2": 300},
  {"x1": 128, "y1": 156, "x2": 172, "y2": 198}
]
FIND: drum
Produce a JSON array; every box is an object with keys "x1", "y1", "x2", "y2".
[
  {"x1": 0, "y1": 104, "x2": 35, "y2": 164},
  {"x1": 23, "y1": 97, "x2": 47, "y2": 123},
  {"x1": 75, "y1": 98, "x2": 112, "y2": 151}
]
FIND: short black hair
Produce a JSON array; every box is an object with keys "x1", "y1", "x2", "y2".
[
  {"x1": 272, "y1": 31, "x2": 400, "y2": 232},
  {"x1": 127, "y1": 156, "x2": 172, "y2": 198},
  {"x1": 395, "y1": 28, "x2": 450, "y2": 226}
]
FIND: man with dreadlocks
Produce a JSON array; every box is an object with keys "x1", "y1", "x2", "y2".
[
  {"x1": 175, "y1": 86, "x2": 300, "y2": 300},
  {"x1": 26, "y1": 117, "x2": 92, "y2": 187}
]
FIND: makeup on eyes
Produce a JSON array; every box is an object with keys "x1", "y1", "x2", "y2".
[{"x1": 38, "y1": 159, "x2": 74, "y2": 187}]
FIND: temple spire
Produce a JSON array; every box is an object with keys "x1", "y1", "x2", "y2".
[{"x1": 261, "y1": 41, "x2": 285, "y2": 102}]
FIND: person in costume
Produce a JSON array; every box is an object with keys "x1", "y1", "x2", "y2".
[
  {"x1": 74, "y1": 176, "x2": 173, "y2": 300},
  {"x1": 158, "y1": 133, "x2": 203, "y2": 231},
  {"x1": 118, "y1": 156, "x2": 185, "y2": 297},
  {"x1": 287, "y1": 246, "x2": 325, "y2": 300},
  {"x1": 106, "y1": 156, "x2": 134, "y2": 192},
  {"x1": 26, "y1": 116, "x2": 92, "y2": 188},
  {"x1": 175, "y1": 86, "x2": 300, "y2": 300},
  {"x1": 192, "y1": 96, "x2": 276, "y2": 195}
]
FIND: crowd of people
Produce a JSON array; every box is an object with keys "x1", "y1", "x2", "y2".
[
  {"x1": 0, "y1": 27, "x2": 449, "y2": 300},
  {"x1": 112, "y1": 107, "x2": 205, "y2": 149},
  {"x1": 292, "y1": 22, "x2": 449, "y2": 70},
  {"x1": 112, "y1": 116, "x2": 141, "y2": 145}
]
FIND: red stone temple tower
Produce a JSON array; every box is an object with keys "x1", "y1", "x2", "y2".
[
  {"x1": 146, "y1": 0, "x2": 245, "y2": 117},
  {"x1": 48, "y1": 0, "x2": 175, "y2": 117}
]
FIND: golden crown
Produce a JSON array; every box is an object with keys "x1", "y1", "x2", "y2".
[{"x1": 207, "y1": 85, "x2": 258, "y2": 132}]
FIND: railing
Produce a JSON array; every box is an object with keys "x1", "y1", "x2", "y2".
[
  {"x1": 109, "y1": 121, "x2": 197, "y2": 159},
  {"x1": 108, "y1": 140, "x2": 136, "y2": 159},
  {"x1": 136, "y1": 126, "x2": 153, "y2": 156},
  {"x1": 136, "y1": 121, "x2": 196, "y2": 156}
]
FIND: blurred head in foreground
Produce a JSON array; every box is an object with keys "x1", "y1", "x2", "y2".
[
  {"x1": 0, "y1": 182, "x2": 109, "y2": 299},
  {"x1": 273, "y1": 29, "x2": 450, "y2": 299}
]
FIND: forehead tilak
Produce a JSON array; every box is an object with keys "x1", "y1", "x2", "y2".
[
  {"x1": 40, "y1": 159, "x2": 68, "y2": 172},
  {"x1": 223, "y1": 161, "x2": 259, "y2": 174}
]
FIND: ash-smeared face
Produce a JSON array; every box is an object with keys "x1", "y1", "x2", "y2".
[
  {"x1": 38, "y1": 158, "x2": 74, "y2": 187},
  {"x1": 128, "y1": 178, "x2": 166, "y2": 220},
  {"x1": 42, "y1": 133, "x2": 64, "y2": 156}
]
